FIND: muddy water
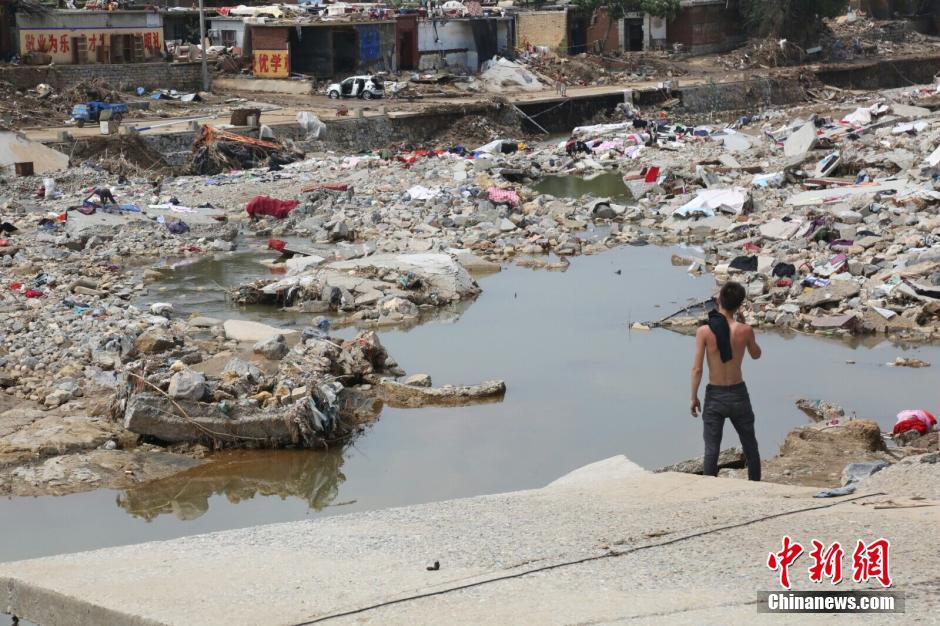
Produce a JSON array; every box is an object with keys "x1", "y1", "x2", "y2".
[
  {"x1": 532, "y1": 172, "x2": 632, "y2": 201},
  {"x1": 3, "y1": 245, "x2": 940, "y2": 565}
]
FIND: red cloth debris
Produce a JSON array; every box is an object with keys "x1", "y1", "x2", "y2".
[
  {"x1": 644, "y1": 166, "x2": 660, "y2": 183},
  {"x1": 893, "y1": 417, "x2": 928, "y2": 436},
  {"x1": 23, "y1": 289, "x2": 43, "y2": 298},
  {"x1": 487, "y1": 187, "x2": 521, "y2": 207},
  {"x1": 9, "y1": 281, "x2": 21, "y2": 290},
  {"x1": 0, "y1": 239, "x2": 8, "y2": 247},
  {"x1": 246, "y1": 196, "x2": 300, "y2": 219},
  {"x1": 268, "y1": 238, "x2": 287, "y2": 252}
]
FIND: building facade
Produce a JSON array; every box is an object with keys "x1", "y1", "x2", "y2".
[
  {"x1": 417, "y1": 16, "x2": 514, "y2": 71},
  {"x1": 16, "y1": 10, "x2": 164, "y2": 64}
]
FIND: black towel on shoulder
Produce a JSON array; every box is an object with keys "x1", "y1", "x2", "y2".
[{"x1": 707, "y1": 309, "x2": 733, "y2": 363}]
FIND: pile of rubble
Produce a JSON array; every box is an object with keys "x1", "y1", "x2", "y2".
[{"x1": 716, "y1": 13, "x2": 940, "y2": 70}]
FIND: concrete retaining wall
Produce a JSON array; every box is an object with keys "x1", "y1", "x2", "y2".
[
  {"x1": 0, "y1": 62, "x2": 204, "y2": 92},
  {"x1": 213, "y1": 77, "x2": 313, "y2": 95},
  {"x1": 815, "y1": 55, "x2": 940, "y2": 90},
  {"x1": 678, "y1": 77, "x2": 807, "y2": 115}
]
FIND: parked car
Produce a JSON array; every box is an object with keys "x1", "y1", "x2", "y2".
[{"x1": 327, "y1": 75, "x2": 384, "y2": 100}]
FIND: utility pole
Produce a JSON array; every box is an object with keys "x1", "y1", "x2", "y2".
[{"x1": 198, "y1": 0, "x2": 209, "y2": 91}]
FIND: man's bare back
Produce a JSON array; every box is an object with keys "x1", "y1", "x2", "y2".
[{"x1": 699, "y1": 317, "x2": 761, "y2": 386}]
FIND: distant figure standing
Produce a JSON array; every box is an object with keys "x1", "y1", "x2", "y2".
[
  {"x1": 556, "y1": 73, "x2": 568, "y2": 98},
  {"x1": 690, "y1": 282, "x2": 763, "y2": 481}
]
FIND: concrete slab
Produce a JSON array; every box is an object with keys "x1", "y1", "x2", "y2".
[
  {"x1": 784, "y1": 122, "x2": 816, "y2": 158},
  {"x1": 0, "y1": 456, "x2": 936, "y2": 625},
  {"x1": 0, "y1": 131, "x2": 69, "y2": 174}
]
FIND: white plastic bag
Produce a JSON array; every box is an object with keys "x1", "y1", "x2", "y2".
[{"x1": 297, "y1": 111, "x2": 325, "y2": 139}]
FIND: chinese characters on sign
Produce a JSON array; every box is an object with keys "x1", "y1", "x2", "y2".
[
  {"x1": 20, "y1": 29, "x2": 162, "y2": 62},
  {"x1": 252, "y1": 50, "x2": 290, "y2": 78},
  {"x1": 767, "y1": 537, "x2": 892, "y2": 589}
]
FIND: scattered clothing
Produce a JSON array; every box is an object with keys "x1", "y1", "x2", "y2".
[
  {"x1": 893, "y1": 409, "x2": 937, "y2": 436},
  {"x1": 772, "y1": 263, "x2": 796, "y2": 278},
  {"x1": 729, "y1": 255, "x2": 758, "y2": 272},
  {"x1": 245, "y1": 196, "x2": 300, "y2": 219},
  {"x1": 487, "y1": 187, "x2": 521, "y2": 207},
  {"x1": 814, "y1": 485, "x2": 857, "y2": 498},
  {"x1": 166, "y1": 219, "x2": 190, "y2": 235}
]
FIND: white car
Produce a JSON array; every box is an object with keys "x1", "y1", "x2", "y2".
[{"x1": 327, "y1": 75, "x2": 384, "y2": 100}]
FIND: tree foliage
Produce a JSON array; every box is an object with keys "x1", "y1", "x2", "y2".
[
  {"x1": 572, "y1": 0, "x2": 680, "y2": 21},
  {"x1": 741, "y1": 0, "x2": 849, "y2": 41}
]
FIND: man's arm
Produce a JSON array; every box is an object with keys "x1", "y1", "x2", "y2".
[
  {"x1": 747, "y1": 325, "x2": 762, "y2": 360},
  {"x1": 690, "y1": 326, "x2": 706, "y2": 417}
]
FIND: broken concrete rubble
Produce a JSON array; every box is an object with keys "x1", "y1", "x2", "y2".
[
  {"x1": 376, "y1": 379, "x2": 507, "y2": 408},
  {"x1": 232, "y1": 253, "x2": 480, "y2": 325}
]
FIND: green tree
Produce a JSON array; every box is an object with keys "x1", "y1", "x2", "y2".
[
  {"x1": 741, "y1": 0, "x2": 848, "y2": 42},
  {"x1": 571, "y1": 0, "x2": 680, "y2": 21}
]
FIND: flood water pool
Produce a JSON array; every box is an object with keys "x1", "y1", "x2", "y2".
[
  {"x1": 2, "y1": 244, "x2": 940, "y2": 565},
  {"x1": 532, "y1": 171, "x2": 632, "y2": 201}
]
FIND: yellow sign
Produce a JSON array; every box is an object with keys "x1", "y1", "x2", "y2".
[
  {"x1": 19, "y1": 28, "x2": 163, "y2": 64},
  {"x1": 252, "y1": 49, "x2": 289, "y2": 78}
]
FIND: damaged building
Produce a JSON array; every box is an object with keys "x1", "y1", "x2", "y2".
[
  {"x1": 514, "y1": 0, "x2": 743, "y2": 55},
  {"x1": 15, "y1": 8, "x2": 164, "y2": 64}
]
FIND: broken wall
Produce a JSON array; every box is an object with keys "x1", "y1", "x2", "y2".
[
  {"x1": 516, "y1": 10, "x2": 567, "y2": 52},
  {"x1": 584, "y1": 7, "x2": 620, "y2": 54},
  {"x1": 666, "y1": 1, "x2": 744, "y2": 55},
  {"x1": 0, "y1": 61, "x2": 203, "y2": 91},
  {"x1": 355, "y1": 22, "x2": 396, "y2": 74},
  {"x1": 418, "y1": 18, "x2": 476, "y2": 70}
]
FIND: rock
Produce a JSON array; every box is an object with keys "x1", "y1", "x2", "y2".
[
  {"x1": 135, "y1": 328, "x2": 177, "y2": 354},
  {"x1": 377, "y1": 379, "x2": 506, "y2": 408},
  {"x1": 189, "y1": 316, "x2": 223, "y2": 328},
  {"x1": 842, "y1": 460, "x2": 890, "y2": 486},
  {"x1": 167, "y1": 370, "x2": 207, "y2": 402},
  {"x1": 891, "y1": 357, "x2": 930, "y2": 368},
  {"x1": 499, "y1": 218, "x2": 517, "y2": 232},
  {"x1": 797, "y1": 281, "x2": 860, "y2": 308},
  {"x1": 5, "y1": 449, "x2": 204, "y2": 498},
  {"x1": 43, "y1": 388, "x2": 71, "y2": 408},
  {"x1": 0, "y1": 415, "x2": 117, "y2": 455},
  {"x1": 222, "y1": 358, "x2": 263, "y2": 384},
  {"x1": 223, "y1": 319, "x2": 297, "y2": 343},
  {"x1": 656, "y1": 448, "x2": 746, "y2": 474},
  {"x1": 795, "y1": 398, "x2": 845, "y2": 422},
  {"x1": 402, "y1": 373, "x2": 432, "y2": 387},
  {"x1": 781, "y1": 420, "x2": 886, "y2": 455},
  {"x1": 253, "y1": 334, "x2": 289, "y2": 360}
]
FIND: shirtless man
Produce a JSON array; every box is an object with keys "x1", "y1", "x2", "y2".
[{"x1": 690, "y1": 281, "x2": 763, "y2": 481}]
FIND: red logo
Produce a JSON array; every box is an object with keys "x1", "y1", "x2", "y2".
[{"x1": 769, "y1": 537, "x2": 891, "y2": 588}]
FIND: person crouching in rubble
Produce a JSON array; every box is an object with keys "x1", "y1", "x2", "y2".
[
  {"x1": 689, "y1": 281, "x2": 763, "y2": 481},
  {"x1": 84, "y1": 187, "x2": 116, "y2": 207}
]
